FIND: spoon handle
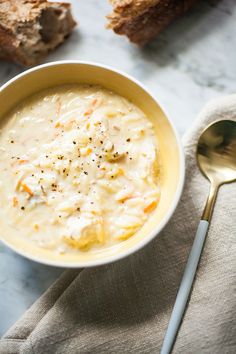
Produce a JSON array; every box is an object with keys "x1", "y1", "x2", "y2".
[{"x1": 160, "y1": 220, "x2": 209, "y2": 354}]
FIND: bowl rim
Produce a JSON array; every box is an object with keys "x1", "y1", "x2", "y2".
[{"x1": 0, "y1": 60, "x2": 185, "y2": 268}]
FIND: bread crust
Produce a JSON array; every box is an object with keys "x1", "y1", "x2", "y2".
[
  {"x1": 0, "y1": 0, "x2": 76, "y2": 66},
  {"x1": 107, "y1": 0, "x2": 197, "y2": 45},
  {"x1": 109, "y1": 0, "x2": 160, "y2": 17}
]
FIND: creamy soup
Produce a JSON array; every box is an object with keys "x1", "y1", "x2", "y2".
[{"x1": 0, "y1": 85, "x2": 160, "y2": 254}]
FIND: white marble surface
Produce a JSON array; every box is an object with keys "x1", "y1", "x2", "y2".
[{"x1": 0, "y1": 0, "x2": 235, "y2": 336}]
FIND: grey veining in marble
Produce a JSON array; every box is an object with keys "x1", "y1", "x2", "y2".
[{"x1": 0, "y1": 0, "x2": 235, "y2": 336}]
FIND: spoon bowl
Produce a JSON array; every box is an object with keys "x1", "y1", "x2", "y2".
[{"x1": 197, "y1": 120, "x2": 236, "y2": 185}]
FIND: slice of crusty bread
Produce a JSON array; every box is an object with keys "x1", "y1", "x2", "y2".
[
  {"x1": 107, "y1": 0, "x2": 197, "y2": 45},
  {"x1": 0, "y1": 0, "x2": 76, "y2": 66}
]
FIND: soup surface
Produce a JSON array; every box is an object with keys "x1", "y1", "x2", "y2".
[{"x1": 0, "y1": 85, "x2": 160, "y2": 254}]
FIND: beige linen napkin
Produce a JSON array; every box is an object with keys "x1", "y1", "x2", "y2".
[{"x1": 0, "y1": 95, "x2": 236, "y2": 354}]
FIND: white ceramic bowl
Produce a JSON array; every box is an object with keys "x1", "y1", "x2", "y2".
[{"x1": 0, "y1": 61, "x2": 185, "y2": 267}]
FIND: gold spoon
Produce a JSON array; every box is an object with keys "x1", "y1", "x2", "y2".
[{"x1": 161, "y1": 120, "x2": 236, "y2": 354}]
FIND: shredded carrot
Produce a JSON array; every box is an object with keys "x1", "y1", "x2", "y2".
[
  {"x1": 34, "y1": 224, "x2": 39, "y2": 231},
  {"x1": 118, "y1": 230, "x2": 135, "y2": 240},
  {"x1": 15, "y1": 175, "x2": 23, "y2": 190},
  {"x1": 22, "y1": 183, "x2": 33, "y2": 196},
  {"x1": 117, "y1": 168, "x2": 124, "y2": 176},
  {"x1": 144, "y1": 200, "x2": 157, "y2": 213},
  {"x1": 12, "y1": 196, "x2": 18, "y2": 207},
  {"x1": 86, "y1": 147, "x2": 92, "y2": 154},
  {"x1": 19, "y1": 159, "x2": 28, "y2": 164},
  {"x1": 55, "y1": 122, "x2": 62, "y2": 128},
  {"x1": 91, "y1": 98, "x2": 98, "y2": 106},
  {"x1": 118, "y1": 195, "x2": 135, "y2": 203},
  {"x1": 84, "y1": 108, "x2": 93, "y2": 116}
]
